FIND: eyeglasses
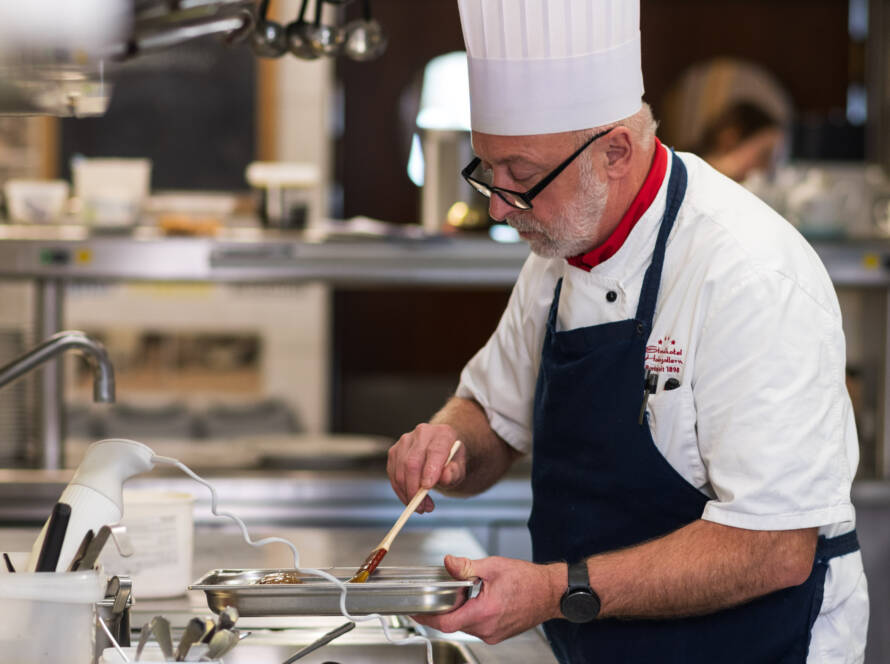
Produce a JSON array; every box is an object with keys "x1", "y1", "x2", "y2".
[{"x1": 460, "y1": 126, "x2": 615, "y2": 211}]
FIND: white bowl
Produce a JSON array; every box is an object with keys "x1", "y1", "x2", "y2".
[{"x1": 4, "y1": 179, "x2": 69, "y2": 224}]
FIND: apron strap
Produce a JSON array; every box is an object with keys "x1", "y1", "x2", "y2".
[
  {"x1": 634, "y1": 152, "x2": 688, "y2": 331},
  {"x1": 546, "y1": 278, "x2": 565, "y2": 331},
  {"x1": 815, "y1": 530, "x2": 860, "y2": 564}
]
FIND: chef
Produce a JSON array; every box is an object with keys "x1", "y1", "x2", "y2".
[{"x1": 386, "y1": 1, "x2": 868, "y2": 662}]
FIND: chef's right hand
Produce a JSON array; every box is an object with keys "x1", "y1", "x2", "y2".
[{"x1": 387, "y1": 423, "x2": 467, "y2": 513}]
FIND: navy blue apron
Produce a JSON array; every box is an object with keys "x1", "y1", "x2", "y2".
[{"x1": 528, "y1": 154, "x2": 859, "y2": 663}]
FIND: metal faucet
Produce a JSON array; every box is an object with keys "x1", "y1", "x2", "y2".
[{"x1": 0, "y1": 330, "x2": 115, "y2": 468}]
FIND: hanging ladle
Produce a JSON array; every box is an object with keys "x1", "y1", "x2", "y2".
[
  {"x1": 303, "y1": 0, "x2": 344, "y2": 58},
  {"x1": 285, "y1": 0, "x2": 319, "y2": 59},
  {"x1": 251, "y1": 0, "x2": 288, "y2": 58},
  {"x1": 342, "y1": 0, "x2": 387, "y2": 61}
]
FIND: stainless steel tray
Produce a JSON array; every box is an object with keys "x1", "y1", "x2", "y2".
[{"x1": 190, "y1": 566, "x2": 477, "y2": 616}]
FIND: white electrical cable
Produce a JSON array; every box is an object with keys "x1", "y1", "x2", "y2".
[
  {"x1": 97, "y1": 615, "x2": 130, "y2": 663},
  {"x1": 150, "y1": 455, "x2": 436, "y2": 664}
]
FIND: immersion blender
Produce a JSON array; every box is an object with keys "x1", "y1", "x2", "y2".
[{"x1": 26, "y1": 439, "x2": 157, "y2": 572}]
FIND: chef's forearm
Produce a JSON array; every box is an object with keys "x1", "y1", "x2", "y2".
[
  {"x1": 584, "y1": 519, "x2": 818, "y2": 619},
  {"x1": 430, "y1": 396, "x2": 522, "y2": 496}
]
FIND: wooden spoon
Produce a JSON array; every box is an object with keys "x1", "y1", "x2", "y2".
[{"x1": 348, "y1": 440, "x2": 462, "y2": 583}]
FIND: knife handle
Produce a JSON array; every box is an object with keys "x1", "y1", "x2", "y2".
[{"x1": 35, "y1": 502, "x2": 71, "y2": 572}]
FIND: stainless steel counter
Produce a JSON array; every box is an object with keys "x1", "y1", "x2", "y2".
[
  {"x1": 0, "y1": 525, "x2": 557, "y2": 664},
  {"x1": 0, "y1": 225, "x2": 531, "y2": 287},
  {"x1": 0, "y1": 224, "x2": 888, "y2": 286}
]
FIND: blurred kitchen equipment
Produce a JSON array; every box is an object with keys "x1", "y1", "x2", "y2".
[
  {"x1": 99, "y1": 489, "x2": 195, "y2": 598},
  {"x1": 176, "y1": 616, "x2": 207, "y2": 661},
  {"x1": 135, "y1": 621, "x2": 152, "y2": 660},
  {"x1": 0, "y1": 330, "x2": 115, "y2": 471},
  {"x1": 66, "y1": 529, "x2": 94, "y2": 571},
  {"x1": 0, "y1": 552, "x2": 106, "y2": 664},
  {"x1": 252, "y1": 0, "x2": 288, "y2": 58},
  {"x1": 409, "y1": 52, "x2": 474, "y2": 233},
  {"x1": 34, "y1": 502, "x2": 72, "y2": 572},
  {"x1": 2, "y1": 553, "x2": 14, "y2": 573},
  {"x1": 201, "y1": 605, "x2": 238, "y2": 644},
  {"x1": 206, "y1": 629, "x2": 240, "y2": 659},
  {"x1": 0, "y1": 0, "x2": 256, "y2": 117},
  {"x1": 283, "y1": 620, "x2": 356, "y2": 663},
  {"x1": 104, "y1": 401, "x2": 194, "y2": 440},
  {"x1": 349, "y1": 440, "x2": 461, "y2": 583},
  {"x1": 75, "y1": 525, "x2": 113, "y2": 571},
  {"x1": 245, "y1": 161, "x2": 319, "y2": 230},
  {"x1": 101, "y1": 645, "x2": 224, "y2": 664},
  {"x1": 342, "y1": 0, "x2": 387, "y2": 61},
  {"x1": 785, "y1": 167, "x2": 860, "y2": 238},
  {"x1": 199, "y1": 399, "x2": 301, "y2": 439},
  {"x1": 0, "y1": 330, "x2": 114, "y2": 403},
  {"x1": 151, "y1": 615, "x2": 174, "y2": 660},
  {"x1": 147, "y1": 191, "x2": 237, "y2": 237},
  {"x1": 3, "y1": 179, "x2": 70, "y2": 224},
  {"x1": 26, "y1": 439, "x2": 155, "y2": 573},
  {"x1": 286, "y1": 0, "x2": 319, "y2": 59},
  {"x1": 286, "y1": 624, "x2": 354, "y2": 661},
  {"x1": 95, "y1": 575, "x2": 134, "y2": 660},
  {"x1": 72, "y1": 157, "x2": 152, "y2": 230}
]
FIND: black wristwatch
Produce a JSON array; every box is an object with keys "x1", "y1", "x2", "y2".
[{"x1": 559, "y1": 560, "x2": 601, "y2": 623}]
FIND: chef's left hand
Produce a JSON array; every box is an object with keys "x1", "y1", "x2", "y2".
[{"x1": 412, "y1": 554, "x2": 564, "y2": 644}]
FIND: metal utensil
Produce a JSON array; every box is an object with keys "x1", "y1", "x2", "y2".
[
  {"x1": 176, "y1": 617, "x2": 208, "y2": 661},
  {"x1": 111, "y1": 576, "x2": 133, "y2": 615},
  {"x1": 206, "y1": 629, "x2": 240, "y2": 659},
  {"x1": 77, "y1": 524, "x2": 112, "y2": 570},
  {"x1": 202, "y1": 605, "x2": 239, "y2": 643},
  {"x1": 135, "y1": 621, "x2": 152, "y2": 661},
  {"x1": 66, "y1": 529, "x2": 94, "y2": 571},
  {"x1": 251, "y1": 0, "x2": 287, "y2": 57},
  {"x1": 150, "y1": 616, "x2": 174, "y2": 661},
  {"x1": 349, "y1": 440, "x2": 462, "y2": 583},
  {"x1": 282, "y1": 621, "x2": 355, "y2": 663}
]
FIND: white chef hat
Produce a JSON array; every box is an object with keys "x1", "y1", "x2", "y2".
[{"x1": 457, "y1": 0, "x2": 644, "y2": 136}]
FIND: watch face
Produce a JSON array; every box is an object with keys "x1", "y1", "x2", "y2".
[{"x1": 561, "y1": 590, "x2": 600, "y2": 623}]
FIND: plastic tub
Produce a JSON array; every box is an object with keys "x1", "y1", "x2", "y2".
[
  {"x1": 0, "y1": 553, "x2": 106, "y2": 664},
  {"x1": 98, "y1": 490, "x2": 195, "y2": 598},
  {"x1": 100, "y1": 645, "x2": 223, "y2": 663}
]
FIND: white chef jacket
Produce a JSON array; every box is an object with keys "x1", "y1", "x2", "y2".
[{"x1": 456, "y1": 149, "x2": 868, "y2": 663}]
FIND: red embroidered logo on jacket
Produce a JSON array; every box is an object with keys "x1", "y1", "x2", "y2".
[{"x1": 645, "y1": 335, "x2": 684, "y2": 374}]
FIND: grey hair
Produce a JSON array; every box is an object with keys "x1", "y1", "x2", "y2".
[{"x1": 575, "y1": 102, "x2": 658, "y2": 152}]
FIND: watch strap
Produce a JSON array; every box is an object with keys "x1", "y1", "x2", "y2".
[{"x1": 567, "y1": 560, "x2": 590, "y2": 591}]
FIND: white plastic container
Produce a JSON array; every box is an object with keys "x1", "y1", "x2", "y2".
[
  {"x1": 100, "y1": 645, "x2": 223, "y2": 663},
  {"x1": 72, "y1": 157, "x2": 151, "y2": 229},
  {"x1": 0, "y1": 553, "x2": 106, "y2": 664},
  {"x1": 98, "y1": 490, "x2": 195, "y2": 598},
  {"x1": 3, "y1": 179, "x2": 69, "y2": 223}
]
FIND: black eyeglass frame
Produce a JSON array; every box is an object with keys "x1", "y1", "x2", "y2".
[{"x1": 460, "y1": 126, "x2": 615, "y2": 211}]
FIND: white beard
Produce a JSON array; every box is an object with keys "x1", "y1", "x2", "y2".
[{"x1": 505, "y1": 163, "x2": 610, "y2": 258}]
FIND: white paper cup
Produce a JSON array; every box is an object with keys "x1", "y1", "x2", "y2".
[{"x1": 99, "y1": 490, "x2": 195, "y2": 598}]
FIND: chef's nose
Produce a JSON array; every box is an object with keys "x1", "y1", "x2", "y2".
[{"x1": 488, "y1": 191, "x2": 514, "y2": 223}]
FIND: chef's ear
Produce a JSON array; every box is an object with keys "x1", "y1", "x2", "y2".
[{"x1": 603, "y1": 126, "x2": 634, "y2": 179}]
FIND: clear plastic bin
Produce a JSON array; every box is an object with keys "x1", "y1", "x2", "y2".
[{"x1": 0, "y1": 552, "x2": 106, "y2": 664}]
